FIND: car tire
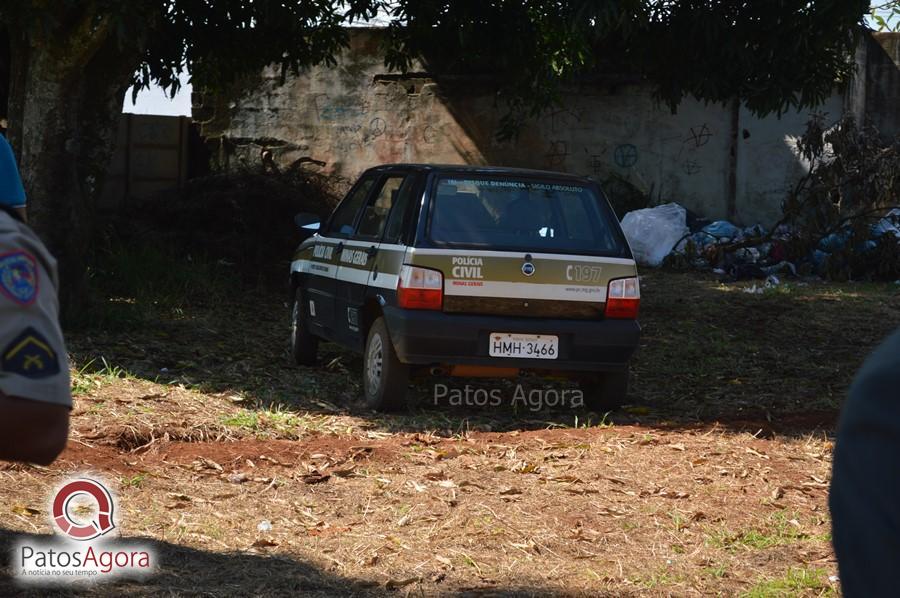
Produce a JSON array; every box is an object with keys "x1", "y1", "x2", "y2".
[
  {"x1": 579, "y1": 371, "x2": 629, "y2": 412},
  {"x1": 363, "y1": 317, "x2": 409, "y2": 411},
  {"x1": 291, "y1": 287, "x2": 318, "y2": 366}
]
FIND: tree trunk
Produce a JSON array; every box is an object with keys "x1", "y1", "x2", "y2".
[{"x1": 6, "y1": 28, "x2": 137, "y2": 319}]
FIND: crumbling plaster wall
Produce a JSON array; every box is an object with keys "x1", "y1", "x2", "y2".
[
  {"x1": 196, "y1": 28, "x2": 895, "y2": 225},
  {"x1": 866, "y1": 32, "x2": 900, "y2": 138}
]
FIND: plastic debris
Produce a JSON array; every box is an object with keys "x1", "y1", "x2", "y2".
[
  {"x1": 620, "y1": 203, "x2": 690, "y2": 267},
  {"x1": 818, "y1": 231, "x2": 850, "y2": 252},
  {"x1": 762, "y1": 261, "x2": 797, "y2": 277},
  {"x1": 621, "y1": 203, "x2": 899, "y2": 280},
  {"x1": 743, "y1": 224, "x2": 767, "y2": 238},
  {"x1": 733, "y1": 247, "x2": 760, "y2": 263},
  {"x1": 702, "y1": 220, "x2": 742, "y2": 241},
  {"x1": 257, "y1": 520, "x2": 273, "y2": 532}
]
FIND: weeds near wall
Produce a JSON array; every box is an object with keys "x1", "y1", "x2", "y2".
[
  {"x1": 601, "y1": 173, "x2": 652, "y2": 219},
  {"x1": 79, "y1": 162, "x2": 346, "y2": 328},
  {"x1": 119, "y1": 162, "x2": 343, "y2": 278},
  {"x1": 684, "y1": 116, "x2": 900, "y2": 281},
  {"x1": 787, "y1": 115, "x2": 900, "y2": 279}
]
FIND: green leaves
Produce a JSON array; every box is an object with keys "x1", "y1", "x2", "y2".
[
  {"x1": 378, "y1": 1, "x2": 869, "y2": 139},
  {"x1": 107, "y1": 0, "x2": 361, "y2": 100},
  {"x1": 870, "y1": 1, "x2": 900, "y2": 31},
  {"x1": 3, "y1": 0, "x2": 874, "y2": 143}
]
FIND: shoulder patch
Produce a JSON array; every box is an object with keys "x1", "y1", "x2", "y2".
[
  {"x1": 0, "y1": 251, "x2": 38, "y2": 305},
  {"x1": 2, "y1": 327, "x2": 59, "y2": 379}
]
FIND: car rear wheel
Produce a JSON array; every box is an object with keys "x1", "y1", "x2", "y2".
[
  {"x1": 291, "y1": 288, "x2": 318, "y2": 366},
  {"x1": 363, "y1": 317, "x2": 409, "y2": 411},
  {"x1": 579, "y1": 371, "x2": 629, "y2": 412}
]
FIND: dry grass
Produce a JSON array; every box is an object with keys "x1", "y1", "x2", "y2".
[{"x1": 1, "y1": 270, "x2": 897, "y2": 596}]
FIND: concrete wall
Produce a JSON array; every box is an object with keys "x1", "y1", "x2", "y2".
[
  {"x1": 864, "y1": 32, "x2": 900, "y2": 137},
  {"x1": 195, "y1": 29, "x2": 898, "y2": 226}
]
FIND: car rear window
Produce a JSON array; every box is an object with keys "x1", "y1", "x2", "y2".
[{"x1": 428, "y1": 176, "x2": 626, "y2": 255}]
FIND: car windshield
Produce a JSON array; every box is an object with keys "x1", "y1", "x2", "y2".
[{"x1": 428, "y1": 176, "x2": 626, "y2": 255}]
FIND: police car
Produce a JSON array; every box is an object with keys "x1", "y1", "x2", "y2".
[{"x1": 289, "y1": 164, "x2": 641, "y2": 411}]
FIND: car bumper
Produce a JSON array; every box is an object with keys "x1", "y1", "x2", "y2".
[{"x1": 382, "y1": 307, "x2": 640, "y2": 373}]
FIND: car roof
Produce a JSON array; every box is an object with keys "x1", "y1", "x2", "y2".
[{"x1": 363, "y1": 163, "x2": 594, "y2": 184}]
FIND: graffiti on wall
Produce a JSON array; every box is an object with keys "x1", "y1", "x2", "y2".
[
  {"x1": 613, "y1": 144, "x2": 639, "y2": 168},
  {"x1": 686, "y1": 124, "x2": 712, "y2": 147},
  {"x1": 545, "y1": 140, "x2": 569, "y2": 168},
  {"x1": 369, "y1": 117, "x2": 387, "y2": 138}
]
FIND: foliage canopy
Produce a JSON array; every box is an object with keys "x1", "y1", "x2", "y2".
[{"x1": 2, "y1": 1, "x2": 872, "y2": 131}]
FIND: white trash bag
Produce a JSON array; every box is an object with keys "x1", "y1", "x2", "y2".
[{"x1": 620, "y1": 203, "x2": 690, "y2": 267}]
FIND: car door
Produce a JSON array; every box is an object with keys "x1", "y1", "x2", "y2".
[
  {"x1": 304, "y1": 173, "x2": 377, "y2": 340},
  {"x1": 333, "y1": 171, "x2": 416, "y2": 348}
]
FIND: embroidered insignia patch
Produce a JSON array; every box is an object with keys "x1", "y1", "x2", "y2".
[
  {"x1": 0, "y1": 251, "x2": 38, "y2": 305},
  {"x1": 2, "y1": 327, "x2": 59, "y2": 379}
]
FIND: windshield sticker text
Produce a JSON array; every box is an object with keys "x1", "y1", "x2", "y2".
[{"x1": 443, "y1": 179, "x2": 583, "y2": 193}]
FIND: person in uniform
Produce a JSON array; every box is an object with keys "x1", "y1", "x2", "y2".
[
  {"x1": 0, "y1": 134, "x2": 70, "y2": 464},
  {"x1": 830, "y1": 328, "x2": 900, "y2": 596}
]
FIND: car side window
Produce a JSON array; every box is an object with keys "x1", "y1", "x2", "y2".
[
  {"x1": 325, "y1": 175, "x2": 376, "y2": 237},
  {"x1": 356, "y1": 175, "x2": 411, "y2": 240},
  {"x1": 382, "y1": 176, "x2": 416, "y2": 244}
]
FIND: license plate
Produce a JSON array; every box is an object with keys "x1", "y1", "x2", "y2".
[{"x1": 489, "y1": 333, "x2": 559, "y2": 359}]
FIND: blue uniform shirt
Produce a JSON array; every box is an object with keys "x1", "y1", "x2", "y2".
[{"x1": 0, "y1": 136, "x2": 26, "y2": 209}]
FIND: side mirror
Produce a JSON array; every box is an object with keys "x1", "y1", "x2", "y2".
[
  {"x1": 294, "y1": 212, "x2": 321, "y2": 231},
  {"x1": 294, "y1": 213, "x2": 320, "y2": 241}
]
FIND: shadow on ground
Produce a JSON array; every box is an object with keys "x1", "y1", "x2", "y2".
[
  {"x1": 0, "y1": 529, "x2": 628, "y2": 597},
  {"x1": 68, "y1": 270, "x2": 900, "y2": 439}
]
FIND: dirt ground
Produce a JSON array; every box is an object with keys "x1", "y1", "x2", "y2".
[{"x1": 1, "y1": 270, "x2": 898, "y2": 596}]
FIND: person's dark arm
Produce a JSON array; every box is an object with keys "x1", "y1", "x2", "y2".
[
  {"x1": 0, "y1": 394, "x2": 69, "y2": 465},
  {"x1": 830, "y1": 329, "x2": 900, "y2": 597}
]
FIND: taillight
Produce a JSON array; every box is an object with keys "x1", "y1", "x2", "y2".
[
  {"x1": 605, "y1": 277, "x2": 640, "y2": 319},
  {"x1": 397, "y1": 265, "x2": 443, "y2": 310}
]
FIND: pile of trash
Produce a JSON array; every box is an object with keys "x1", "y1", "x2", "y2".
[{"x1": 620, "y1": 202, "x2": 900, "y2": 281}]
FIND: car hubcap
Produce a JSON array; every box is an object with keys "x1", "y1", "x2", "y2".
[{"x1": 366, "y1": 333, "x2": 384, "y2": 392}]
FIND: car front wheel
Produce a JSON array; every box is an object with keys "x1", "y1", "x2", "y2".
[{"x1": 363, "y1": 317, "x2": 409, "y2": 411}]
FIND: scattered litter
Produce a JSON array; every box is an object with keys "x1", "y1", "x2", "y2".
[
  {"x1": 762, "y1": 261, "x2": 797, "y2": 277},
  {"x1": 619, "y1": 203, "x2": 899, "y2": 280},
  {"x1": 621, "y1": 203, "x2": 690, "y2": 267},
  {"x1": 702, "y1": 220, "x2": 742, "y2": 241},
  {"x1": 257, "y1": 520, "x2": 273, "y2": 532}
]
